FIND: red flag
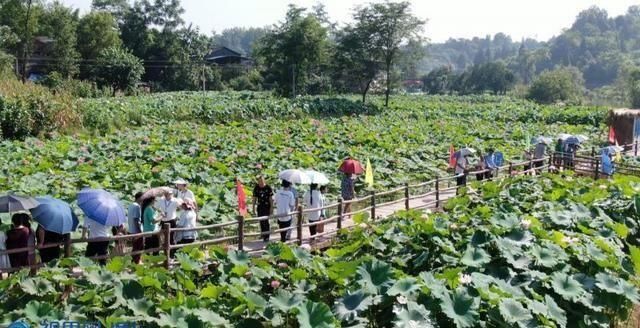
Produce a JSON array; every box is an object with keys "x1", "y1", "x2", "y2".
[
  {"x1": 448, "y1": 145, "x2": 457, "y2": 168},
  {"x1": 236, "y1": 178, "x2": 248, "y2": 216},
  {"x1": 608, "y1": 126, "x2": 616, "y2": 144}
]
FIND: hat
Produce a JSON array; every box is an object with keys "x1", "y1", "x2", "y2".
[
  {"x1": 173, "y1": 179, "x2": 188, "y2": 186},
  {"x1": 181, "y1": 199, "x2": 195, "y2": 210}
]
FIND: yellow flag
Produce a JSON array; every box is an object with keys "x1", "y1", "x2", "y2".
[
  {"x1": 365, "y1": 158, "x2": 374, "y2": 188},
  {"x1": 614, "y1": 142, "x2": 622, "y2": 163}
]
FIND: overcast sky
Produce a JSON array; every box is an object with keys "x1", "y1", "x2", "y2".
[{"x1": 61, "y1": 0, "x2": 638, "y2": 42}]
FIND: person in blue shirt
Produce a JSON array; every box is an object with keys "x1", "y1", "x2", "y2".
[
  {"x1": 483, "y1": 148, "x2": 497, "y2": 180},
  {"x1": 601, "y1": 149, "x2": 614, "y2": 177}
]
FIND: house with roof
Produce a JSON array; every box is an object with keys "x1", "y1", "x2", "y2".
[{"x1": 204, "y1": 46, "x2": 253, "y2": 66}]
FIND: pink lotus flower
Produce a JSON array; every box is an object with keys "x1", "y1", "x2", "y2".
[
  {"x1": 255, "y1": 163, "x2": 263, "y2": 169},
  {"x1": 270, "y1": 280, "x2": 281, "y2": 289}
]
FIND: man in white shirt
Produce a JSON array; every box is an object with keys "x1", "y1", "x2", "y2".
[
  {"x1": 455, "y1": 148, "x2": 475, "y2": 193},
  {"x1": 156, "y1": 191, "x2": 181, "y2": 255},
  {"x1": 274, "y1": 180, "x2": 296, "y2": 242},
  {"x1": 84, "y1": 218, "x2": 110, "y2": 265},
  {"x1": 127, "y1": 192, "x2": 144, "y2": 264}
]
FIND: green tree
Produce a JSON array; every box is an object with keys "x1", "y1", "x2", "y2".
[
  {"x1": 92, "y1": 0, "x2": 129, "y2": 24},
  {"x1": 629, "y1": 68, "x2": 640, "y2": 108},
  {"x1": 77, "y1": 11, "x2": 121, "y2": 60},
  {"x1": 38, "y1": 1, "x2": 80, "y2": 77},
  {"x1": 94, "y1": 46, "x2": 144, "y2": 95},
  {"x1": 421, "y1": 66, "x2": 454, "y2": 94},
  {"x1": 334, "y1": 20, "x2": 381, "y2": 103},
  {"x1": 352, "y1": 1, "x2": 425, "y2": 106},
  {"x1": 527, "y1": 67, "x2": 585, "y2": 104},
  {"x1": 255, "y1": 5, "x2": 330, "y2": 97}
]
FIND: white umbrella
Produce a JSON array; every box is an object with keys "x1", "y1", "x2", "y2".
[
  {"x1": 558, "y1": 133, "x2": 572, "y2": 141},
  {"x1": 278, "y1": 169, "x2": 311, "y2": 184},
  {"x1": 533, "y1": 136, "x2": 552, "y2": 145},
  {"x1": 575, "y1": 135, "x2": 589, "y2": 143},
  {"x1": 304, "y1": 170, "x2": 330, "y2": 185}
]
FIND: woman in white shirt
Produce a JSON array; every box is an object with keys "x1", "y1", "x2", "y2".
[
  {"x1": 274, "y1": 180, "x2": 296, "y2": 242},
  {"x1": 303, "y1": 184, "x2": 324, "y2": 237},
  {"x1": 176, "y1": 199, "x2": 198, "y2": 244},
  {"x1": 174, "y1": 179, "x2": 196, "y2": 203}
]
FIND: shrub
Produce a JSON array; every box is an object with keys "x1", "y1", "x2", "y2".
[
  {"x1": 527, "y1": 67, "x2": 585, "y2": 104},
  {"x1": 0, "y1": 80, "x2": 80, "y2": 139}
]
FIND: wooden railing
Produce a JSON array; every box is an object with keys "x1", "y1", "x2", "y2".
[{"x1": 1, "y1": 143, "x2": 638, "y2": 274}]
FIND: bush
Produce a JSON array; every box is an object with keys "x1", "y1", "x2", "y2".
[
  {"x1": 42, "y1": 72, "x2": 110, "y2": 98},
  {"x1": 527, "y1": 67, "x2": 585, "y2": 104},
  {"x1": 0, "y1": 80, "x2": 80, "y2": 139},
  {"x1": 629, "y1": 68, "x2": 640, "y2": 108}
]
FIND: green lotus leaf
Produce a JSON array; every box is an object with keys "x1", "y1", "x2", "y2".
[
  {"x1": 271, "y1": 289, "x2": 304, "y2": 312},
  {"x1": 228, "y1": 249, "x2": 250, "y2": 266},
  {"x1": 189, "y1": 308, "x2": 231, "y2": 327},
  {"x1": 22, "y1": 277, "x2": 55, "y2": 296},
  {"x1": 126, "y1": 299, "x2": 153, "y2": 317},
  {"x1": 387, "y1": 277, "x2": 420, "y2": 296},
  {"x1": 297, "y1": 300, "x2": 336, "y2": 328},
  {"x1": 550, "y1": 272, "x2": 585, "y2": 301},
  {"x1": 23, "y1": 300, "x2": 65, "y2": 322},
  {"x1": 546, "y1": 209, "x2": 573, "y2": 226},
  {"x1": 393, "y1": 301, "x2": 435, "y2": 328},
  {"x1": 545, "y1": 295, "x2": 567, "y2": 328},
  {"x1": 499, "y1": 298, "x2": 532, "y2": 326},
  {"x1": 440, "y1": 288, "x2": 479, "y2": 328},
  {"x1": 334, "y1": 290, "x2": 373, "y2": 321},
  {"x1": 460, "y1": 246, "x2": 491, "y2": 268},
  {"x1": 356, "y1": 260, "x2": 394, "y2": 294}
]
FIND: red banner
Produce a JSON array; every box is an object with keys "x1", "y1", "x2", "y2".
[
  {"x1": 449, "y1": 145, "x2": 456, "y2": 168},
  {"x1": 608, "y1": 126, "x2": 616, "y2": 144},
  {"x1": 236, "y1": 178, "x2": 247, "y2": 216}
]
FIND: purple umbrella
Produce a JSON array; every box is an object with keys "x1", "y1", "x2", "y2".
[{"x1": 77, "y1": 189, "x2": 126, "y2": 226}]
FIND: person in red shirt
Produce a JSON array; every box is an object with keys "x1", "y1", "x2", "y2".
[{"x1": 6, "y1": 213, "x2": 32, "y2": 268}]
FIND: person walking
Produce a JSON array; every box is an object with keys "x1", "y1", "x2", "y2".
[
  {"x1": 483, "y1": 148, "x2": 497, "y2": 179},
  {"x1": 36, "y1": 224, "x2": 65, "y2": 264},
  {"x1": 252, "y1": 176, "x2": 273, "y2": 242},
  {"x1": 127, "y1": 192, "x2": 144, "y2": 264},
  {"x1": 274, "y1": 180, "x2": 296, "y2": 242},
  {"x1": 6, "y1": 213, "x2": 32, "y2": 269},
  {"x1": 142, "y1": 197, "x2": 160, "y2": 255},
  {"x1": 533, "y1": 141, "x2": 547, "y2": 169},
  {"x1": 303, "y1": 184, "x2": 324, "y2": 239},
  {"x1": 84, "y1": 216, "x2": 111, "y2": 265},
  {"x1": 341, "y1": 174, "x2": 356, "y2": 216},
  {"x1": 175, "y1": 199, "x2": 198, "y2": 245},
  {"x1": 455, "y1": 148, "x2": 475, "y2": 193}
]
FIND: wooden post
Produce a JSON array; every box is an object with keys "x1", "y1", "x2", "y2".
[
  {"x1": 337, "y1": 198, "x2": 343, "y2": 231},
  {"x1": 404, "y1": 182, "x2": 410, "y2": 211},
  {"x1": 435, "y1": 176, "x2": 440, "y2": 208},
  {"x1": 635, "y1": 140, "x2": 638, "y2": 157},
  {"x1": 297, "y1": 206, "x2": 303, "y2": 246},
  {"x1": 370, "y1": 191, "x2": 376, "y2": 220},
  {"x1": 529, "y1": 158, "x2": 533, "y2": 174},
  {"x1": 64, "y1": 236, "x2": 72, "y2": 258},
  {"x1": 237, "y1": 216, "x2": 244, "y2": 251},
  {"x1": 594, "y1": 158, "x2": 600, "y2": 180},
  {"x1": 163, "y1": 223, "x2": 170, "y2": 269},
  {"x1": 591, "y1": 147, "x2": 595, "y2": 158},
  {"x1": 508, "y1": 162, "x2": 513, "y2": 176}
]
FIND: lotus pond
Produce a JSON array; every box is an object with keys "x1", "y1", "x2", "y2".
[{"x1": 0, "y1": 92, "x2": 607, "y2": 224}]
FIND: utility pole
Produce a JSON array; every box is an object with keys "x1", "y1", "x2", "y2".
[
  {"x1": 201, "y1": 64, "x2": 206, "y2": 95},
  {"x1": 21, "y1": 0, "x2": 33, "y2": 83}
]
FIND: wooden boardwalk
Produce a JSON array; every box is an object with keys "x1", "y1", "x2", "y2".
[{"x1": 243, "y1": 188, "x2": 457, "y2": 253}]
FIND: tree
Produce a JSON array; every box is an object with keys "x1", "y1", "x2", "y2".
[
  {"x1": 527, "y1": 67, "x2": 585, "y2": 104},
  {"x1": 629, "y1": 68, "x2": 640, "y2": 108},
  {"x1": 421, "y1": 66, "x2": 454, "y2": 94},
  {"x1": 255, "y1": 5, "x2": 330, "y2": 97},
  {"x1": 94, "y1": 46, "x2": 144, "y2": 95},
  {"x1": 334, "y1": 19, "x2": 381, "y2": 103},
  {"x1": 352, "y1": 1, "x2": 425, "y2": 106},
  {"x1": 38, "y1": 2, "x2": 80, "y2": 77},
  {"x1": 77, "y1": 11, "x2": 121, "y2": 60}
]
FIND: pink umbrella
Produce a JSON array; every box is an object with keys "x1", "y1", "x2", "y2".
[
  {"x1": 138, "y1": 186, "x2": 173, "y2": 204},
  {"x1": 339, "y1": 158, "x2": 364, "y2": 175}
]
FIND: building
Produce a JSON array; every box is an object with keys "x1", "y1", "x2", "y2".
[
  {"x1": 204, "y1": 46, "x2": 253, "y2": 66},
  {"x1": 609, "y1": 109, "x2": 640, "y2": 145},
  {"x1": 22, "y1": 36, "x2": 55, "y2": 81}
]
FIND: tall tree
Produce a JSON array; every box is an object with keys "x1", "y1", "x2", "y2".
[
  {"x1": 38, "y1": 1, "x2": 80, "y2": 77},
  {"x1": 76, "y1": 11, "x2": 121, "y2": 60},
  {"x1": 255, "y1": 5, "x2": 330, "y2": 97},
  {"x1": 334, "y1": 23, "x2": 381, "y2": 103},
  {"x1": 94, "y1": 46, "x2": 144, "y2": 95},
  {"x1": 353, "y1": 1, "x2": 425, "y2": 106}
]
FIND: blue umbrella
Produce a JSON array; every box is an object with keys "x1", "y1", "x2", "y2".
[
  {"x1": 30, "y1": 197, "x2": 79, "y2": 234},
  {"x1": 77, "y1": 189, "x2": 126, "y2": 227}
]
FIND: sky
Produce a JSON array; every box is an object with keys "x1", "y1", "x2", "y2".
[{"x1": 61, "y1": 0, "x2": 638, "y2": 42}]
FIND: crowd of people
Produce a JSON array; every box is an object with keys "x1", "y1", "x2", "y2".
[{"x1": 0, "y1": 136, "x2": 607, "y2": 271}]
